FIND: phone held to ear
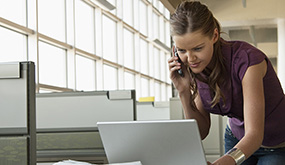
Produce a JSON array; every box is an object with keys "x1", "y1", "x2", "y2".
[{"x1": 174, "y1": 48, "x2": 184, "y2": 77}]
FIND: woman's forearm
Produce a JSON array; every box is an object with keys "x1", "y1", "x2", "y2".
[
  {"x1": 179, "y1": 91, "x2": 210, "y2": 139},
  {"x1": 234, "y1": 130, "x2": 264, "y2": 160}
]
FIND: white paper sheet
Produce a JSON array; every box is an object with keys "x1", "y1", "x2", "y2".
[{"x1": 52, "y1": 160, "x2": 142, "y2": 165}]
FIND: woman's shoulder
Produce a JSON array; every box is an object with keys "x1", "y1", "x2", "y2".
[
  {"x1": 222, "y1": 39, "x2": 264, "y2": 57},
  {"x1": 221, "y1": 39, "x2": 268, "y2": 80}
]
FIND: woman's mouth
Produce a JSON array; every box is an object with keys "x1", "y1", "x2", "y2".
[{"x1": 189, "y1": 62, "x2": 200, "y2": 68}]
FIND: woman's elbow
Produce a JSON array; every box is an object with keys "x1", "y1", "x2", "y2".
[
  {"x1": 246, "y1": 129, "x2": 264, "y2": 147},
  {"x1": 201, "y1": 130, "x2": 210, "y2": 140},
  {"x1": 200, "y1": 122, "x2": 211, "y2": 140}
]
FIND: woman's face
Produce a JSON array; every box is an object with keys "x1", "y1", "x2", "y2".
[{"x1": 172, "y1": 29, "x2": 218, "y2": 74}]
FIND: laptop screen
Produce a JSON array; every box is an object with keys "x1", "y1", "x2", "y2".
[{"x1": 98, "y1": 119, "x2": 207, "y2": 165}]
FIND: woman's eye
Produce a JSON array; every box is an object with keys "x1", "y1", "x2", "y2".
[
  {"x1": 178, "y1": 49, "x2": 186, "y2": 53},
  {"x1": 193, "y1": 47, "x2": 203, "y2": 51}
]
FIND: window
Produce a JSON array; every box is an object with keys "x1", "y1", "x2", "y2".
[
  {"x1": 161, "y1": 83, "x2": 166, "y2": 101},
  {"x1": 38, "y1": 41, "x2": 67, "y2": 87},
  {"x1": 153, "y1": 12, "x2": 159, "y2": 39},
  {"x1": 167, "y1": 85, "x2": 172, "y2": 99},
  {"x1": 165, "y1": 7, "x2": 170, "y2": 19},
  {"x1": 165, "y1": 21, "x2": 171, "y2": 46},
  {"x1": 0, "y1": 0, "x2": 172, "y2": 101},
  {"x1": 102, "y1": 15, "x2": 117, "y2": 62},
  {"x1": 38, "y1": 0, "x2": 65, "y2": 42},
  {"x1": 124, "y1": 71, "x2": 135, "y2": 90},
  {"x1": 140, "y1": 77, "x2": 149, "y2": 98},
  {"x1": 152, "y1": 0, "x2": 159, "y2": 9},
  {"x1": 155, "y1": 82, "x2": 161, "y2": 101},
  {"x1": 158, "y1": 1, "x2": 164, "y2": 14},
  {"x1": 103, "y1": 64, "x2": 118, "y2": 90},
  {"x1": 0, "y1": 0, "x2": 26, "y2": 26},
  {"x1": 154, "y1": 47, "x2": 160, "y2": 79},
  {"x1": 76, "y1": 55, "x2": 96, "y2": 91},
  {"x1": 149, "y1": 80, "x2": 154, "y2": 97},
  {"x1": 140, "y1": 38, "x2": 149, "y2": 75},
  {"x1": 75, "y1": 0, "x2": 95, "y2": 53},
  {"x1": 123, "y1": 0, "x2": 133, "y2": 26},
  {"x1": 166, "y1": 53, "x2": 171, "y2": 84},
  {"x1": 159, "y1": 17, "x2": 165, "y2": 43},
  {"x1": 139, "y1": 0, "x2": 148, "y2": 36},
  {"x1": 160, "y1": 52, "x2": 166, "y2": 81},
  {"x1": 123, "y1": 28, "x2": 134, "y2": 69},
  {"x1": 0, "y1": 27, "x2": 27, "y2": 62}
]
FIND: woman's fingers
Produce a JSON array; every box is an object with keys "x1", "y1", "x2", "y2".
[{"x1": 168, "y1": 57, "x2": 181, "y2": 71}]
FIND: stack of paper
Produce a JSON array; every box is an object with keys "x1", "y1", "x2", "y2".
[{"x1": 53, "y1": 160, "x2": 142, "y2": 165}]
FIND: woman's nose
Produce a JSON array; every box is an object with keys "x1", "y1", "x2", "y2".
[{"x1": 186, "y1": 51, "x2": 196, "y2": 62}]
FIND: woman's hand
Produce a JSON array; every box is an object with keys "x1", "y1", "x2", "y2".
[{"x1": 167, "y1": 55, "x2": 190, "y2": 93}]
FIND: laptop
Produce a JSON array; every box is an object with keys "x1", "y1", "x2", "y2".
[{"x1": 97, "y1": 119, "x2": 207, "y2": 165}]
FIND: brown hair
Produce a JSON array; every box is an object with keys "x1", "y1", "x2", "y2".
[{"x1": 170, "y1": 1, "x2": 227, "y2": 110}]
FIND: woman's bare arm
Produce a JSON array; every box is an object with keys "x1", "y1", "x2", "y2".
[
  {"x1": 213, "y1": 60, "x2": 267, "y2": 164},
  {"x1": 179, "y1": 91, "x2": 211, "y2": 139}
]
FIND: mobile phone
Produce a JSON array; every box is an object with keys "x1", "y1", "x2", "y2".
[{"x1": 174, "y1": 48, "x2": 184, "y2": 77}]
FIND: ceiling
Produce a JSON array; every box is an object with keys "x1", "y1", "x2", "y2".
[
  {"x1": 160, "y1": 0, "x2": 285, "y2": 28},
  {"x1": 160, "y1": 0, "x2": 285, "y2": 62}
]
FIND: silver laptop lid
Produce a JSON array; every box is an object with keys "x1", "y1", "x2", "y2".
[{"x1": 98, "y1": 119, "x2": 207, "y2": 165}]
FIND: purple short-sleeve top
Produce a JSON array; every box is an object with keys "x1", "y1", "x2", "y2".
[{"x1": 197, "y1": 39, "x2": 285, "y2": 146}]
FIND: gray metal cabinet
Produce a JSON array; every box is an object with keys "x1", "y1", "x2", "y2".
[{"x1": 0, "y1": 62, "x2": 36, "y2": 165}]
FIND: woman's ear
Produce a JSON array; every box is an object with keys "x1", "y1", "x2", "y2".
[{"x1": 212, "y1": 28, "x2": 219, "y2": 43}]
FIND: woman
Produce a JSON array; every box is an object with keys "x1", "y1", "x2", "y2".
[{"x1": 168, "y1": 1, "x2": 285, "y2": 164}]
